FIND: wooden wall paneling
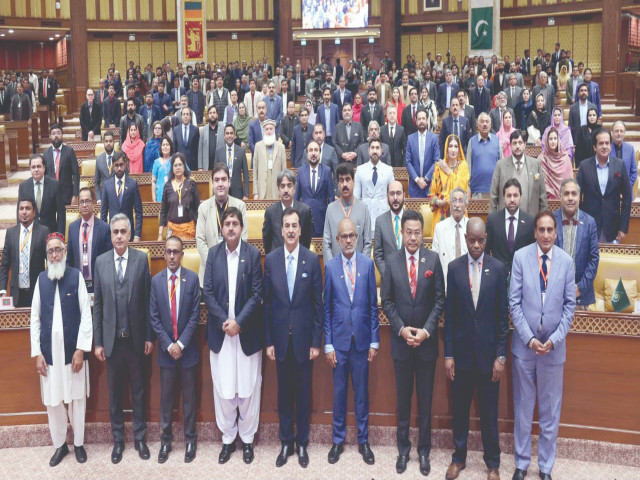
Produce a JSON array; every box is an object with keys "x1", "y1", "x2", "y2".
[
  {"x1": 401, "y1": 34, "x2": 410, "y2": 61},
  {"x1": 61, "y1": 0, "x2": 70, "y2": 18},
  {"x1": 0, "y1": 1, "x2": 11, "y2": 16},
  {"x1": 516, "y1": 26, "x2": 530, "y2": 61},
  {"x1": 15, "y1": 0, "x2": 26, "y2": 16},
  {"x1": 517, "y1": 0, "x2": 528, "y2": 6},
  {"x1": 86, "y1": 0, "x2": 96, "y2": 19},
  {"x1": 530, "y1": 27, "x2": 544, "y2": 57},
  {"x1": 252, "y1": 39, "x2": 265, "y2": 62},
  {"x1": 410, "y1": 34, "x2": 423, "y2": 65},
  {"x1": 449, "y1": 31, "x2": 462, "y2": 67},
  {"x1": 227, "y1": 40, "x2": 240, "y2": 63},
  {"x1": 461, "y1": 32, "x2": 468, "y2": 59},
  {"x1": 264, "y1": 38, "x2": 274, "y2": 65},
  {"x1": 461, "y1": 0, "x2": 468, "y2": 10},
  {"x1": 242, "y1": 0, "x2": 252, "y2": 20},
  {"x1": 153, "y1": 0, "x2": 163, "y2": 21},
  {"x1": 87, "y1": 42, "x2": 102, "y2": 87},
  {"x1": 502, "y1": 29, "x2": 516, "y2": 62},
  {"x1": 139, "y1": 0, "x2": 150, "y2": 21},
  {"x1": 239, "y1": 40, "x2": 253, "y2": 62},
  {"x1": 544, "y1": 25, "x2": 558, "y2": 53},
  {"x1": 206, "y1": 40, "x2": 216, "y2": 63},
  {"x1": 44, "y1": 44, "x2": 56, "y2": 68},
  {"x1": 504, "y1": 0, "x2": 514, "y2": 7},
  {"x1": 292, "y1": 0, "x2": 301, "y2": 20},
  {"x1": 255, "y1": 0, "x2": 265, "y2": 20},
  {"x1": 449, "y1": 0, "x2": 459, "y2": 12},
  {"x1": 217, "y1": 0, "x2": 227, "y2": 20},
  {"x1": 113, "y1": 41, "x2": 127, "y2": 77},
  {"x1": 435, "y1": 32, "x2": 448, "y2": 60},
  {"x1": 126, "y1": 0, "x2": 137, "y2": 21},
  {"x1": 229, "y1": 0, "x2": 240, "y2": 20},
  {"x1": 216, "y1": 40, "x2": 229, "y2": 63},
  {"x1": 151, "y1": 41, "x2": 165, "y2": 70},
  {"x1": 558, "y1": 24, "x2": 573, "y2": 59},
  {"x1": 166, "y1": 0, "x2": 176, "y2": 21},
  {"x1": 371, "y1": 0, "x2": 381, "y2": 16},
  {"x1": 164, "y1": 41, "x2": 177, "y2": 67},
  {"x1": 99, "y1": 41, "x2": 113, "y2": 78},
  {"x1": 126, "y1": 42, "x2": 140, "y2": 68},
  {"x1": 99, "y1": 0, "x2": 110, "y2": 20},
  {"x1": 138, "y1": 42, "x2": 152, "y2": 71},
  {"x1": 408, "y1": 0, "x2": 418, "y2": 14},
  {"x1": 30, "y1": 0, "x2": 42, "y2": 17},
  {"x1": 267, "y1": 0, "x2": 273, "y2": 20},
  {"x1": 113, "y1": 0, "x2": 124, "y2": 20},
  {"x1": 423, "y1": 33, "x2": 435, "y2": 64},
  {"x1": 588, "y1": 22, "x2": 602, "y2": 73}
]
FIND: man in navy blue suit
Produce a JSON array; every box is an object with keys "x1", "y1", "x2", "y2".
[
  {"x1": 444, "y1": 217, "x2": 509, "y2": 480},
  {"x1": 139, "y1": 92, "x2": 163, "y2": 140},
  {"x1": 332, "y1": 76, "x2": 353, "y2": 120},
  {"x1": 295, "y1": 141, "x2": 334, "y2": 237},
  {"x1": 169, "y1": 76, "x2": 186, "y2": 113},
  {"x1": 437, "y1": 69, "x2": 460, "y2": 116},
  {"x1": 290, "y1": 107, "x2": 313, "y2": 167},
  {"x1": 611, "y1": 121, "x2": 638, "y2": 193},
  {"x1": 149, "y1": 237, "x2": 201, "y2": 464},
  {"x1": 405, "y1": 109, "x2": 440, "y2": 198},
  {"x1": 264, "y1": 207, "x2": 323, "y2": 468},
  {"x1": 99, "y1": 153, "x2": 143, "y2": 241},
  {"x1": 472, "y1": 74, "x2": 491, "y2": 117},
  {"x1": 439, "y1": 97, "x2": 471, "y2": 157},
  {"x1": 316, "y1": 87, "x2": 339, "y2": 146},
  {"x1": 67, "y1": 188, "x2": 112, "y2": 293},
  {"x1": 173, "y1": 107, "x2": 200, "y2": 171},
  {"x1": 248, "y1": 100, "x2": 266, "y2": 154},
  {"x1": 323, "y1": 218, "x2": 379, "y2": 466}
]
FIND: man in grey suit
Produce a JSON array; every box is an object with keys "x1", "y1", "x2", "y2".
[
  {"x1": 356, "y1": 121, "x2": 390, "y2": 166},
  {"x1": 333, "y1": 103, "x2": 364, "y2": 164},
  {"x1": 301, "y1": 123, "x2": 339, "y2": 195},
  {"x1": 373, "y1": 180, "x2": 405, "y2": 278},
  {"x1": 565, "y1": 65, "x2": 583, "y2": 104},
  {"x1": 93, "y1": 213, "x2": 153, "y2": 464},
  {"x1": 197, "y1": 106, "x2": 220, "y2": 171},
  {"x1": 504, "y1": 74, "x2": 523, "y2": 110},
  {"x1": 94, "y1": 132, "x2": 122, "y2": 204},
  {"x1": 532, "y1": 72, "x2": 555, "y2": 113},
  {"x1": 216, "y1": 124, "x2": 249, "y2": 199},
  {"x1": 489, "y1": 92, "x2": 515, "y2": 133},
  {"x1": 489, "y1": 130, "x2": 548, "y2": 216}
]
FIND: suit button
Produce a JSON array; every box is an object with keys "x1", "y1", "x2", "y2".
[{"x1": 351, "y1": 305, "x2": 354, "y2": 310}]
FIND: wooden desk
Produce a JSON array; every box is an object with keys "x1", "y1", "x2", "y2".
[{"x1": 3, "y1": 121, "x2": 31, "y2": 159}]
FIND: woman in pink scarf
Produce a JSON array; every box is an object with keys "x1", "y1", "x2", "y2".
[
  {"x1": 541, "y1": 107, "x2": 574, "y2": 160},
  {"x1": 121, "y1": 123, "x2": 145, "y2": 173},
  {"x1": 496, "y1": 110, "x2": 517, "y2": 158},
  {"x1": 537, "y1": 127, "x2": 573, "y2": 199}
]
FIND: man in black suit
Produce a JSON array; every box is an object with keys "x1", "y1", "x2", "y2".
[
  {"x1": 444, "y1": 218, "x2": 509, "y2": 480},
  {"x1": 333, "y1": 103, "x2": 364, "y2": 164},
  {"x1": 439, "y1": 98, "x2": 472, "y2": 157},
  {"x1": 456, "y1": 90, "x2": 477, "y2": 136},
  {"x1": 44, "y1": 123, "x2": 80, "y2": 206},
  {"x1": 401, "y1": 87, "x2": 421, "y2": 136},
  {"x1": 290, "y1": 107, "x2": 314, "y2": 168},
  {"x1": 0, "y1": 82, "x2": 11, "y2": 114},
  {"x1": 18, "y1": 154, "x2": 65, "y2": 234},
  {"x1": 102, "y1": 84, "x2": 121, "y2": 128},
  {"x1": 381, "y1": 209, "x2": 445, "y2": 476},
  {"x1": 264, "y1": 207, "x2": 323, "y2": 468},
  {"x1": 79, "y1": 89, "x2": 102, "y2": 141},
  {"x1": 93, "y1": 213, "x2": 153, "y2": 464},
  {"x1": 216, "y1": 124, "x2": 249, "y2": 199},
  {"x1": 173, "y1": 107, "x2": 200, "y2": 171},
  {"x1": 380, "y1": 105, "x2": 407, "y2": 167},
  {"x1": 577, "y1": 129, "x2": 631, "y2": 243},
  {"x1": 360, "y1": 87, "x2": 384, "y2": 131},
  {"x1": 262, "y1": 170, "x2": 313, "y2": 254},
  {"x1": 38, "y1": 69, "x2": 57, "y2": 122},
  {"x1": 187, "y1": 78, "x2": 205, "y2": 124},
  {"x1": 373, "y1": 180, "x2": 405, "y2": 277},
  {"x1": 568, "y1": 84, "x2": 596, "y2": 144},
  {"x1": 471, "y1": 75, "x2": 491, "y2": 118},
  {"x1": 485, "y1": 178, "x2": 535, "y2": 275},
  {"x1": 279, "y1": 101, "x2": 299, "y2": 149}
]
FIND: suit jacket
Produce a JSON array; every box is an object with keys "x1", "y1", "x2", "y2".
[
  {"x1": 203, "y1": 240, "x2": 264, "y2": 356},
  {"x1": 150, "y1": 267, "x2": 201, "y2": 368},
  {"x1": 79, "y1": 101, "x2": 102, "y2": 140},
  {"x1": 489, "y1": 107, "x2": 515, "y2": 133},
  {"x1": 38, "y1": 78, "x2": 57, "y2": 105},
  {"x1": 264, "y1": 245, "x2": 323, "y2": 362},
  {"x1": 99, "y1": 175, "x2": 143, "y2": 239},
  {"x1": 101, "y1": 95, "x2": 121, "y2": 126},
  {"x1": 431, "y1": 216, "x2": 469, "y2": 287},
  {"x1": 94, "y1": 151, "x2": 125, "y2": 203},
  {"x1": 400, "y1": 103, "x2": 420, "y2": 136},
  {"x1": 380, "y1": 123, "x2": 407, "y2": 167},
  {"x1": 375, "y1": 83, "x2": 392, "y2": 106},
  {"x1": 459, "y1": 105, "x2": 477, "y2": 135},
  {"x1": 169, "y1": 86, "x2": 187, "y2": 112},
  {"x1": 43, "y1": 144, "x2": 80, "y2": 205},
  {"x1": 565, "y1": 76, "x2": 584, "y2": 104},
  {"x1": 301, "y1": 143, "x2": 339, "y2": 195},
  {"x1": 119, "y1": 113, "x2": 147, "y2": 144},
  {"x1": 405, "y1": 131, "x2": 439, "y2": 198},
  {"x1": 173, "y1": 123, "x2": 200, "y2": 171},
  {"x1": 316, "y1": 102, "x2": 340, "y2": 137},
  {"x1": 197, "y1": 123, "x2": 219, "y2": 171},
  {"x1": 381, "y1": 247, "x2": 445, "y2": 362},
  {"x1": 92, "y1": 248, "x2": 152, "y2": 357},
  {"x1": 292, "y1": 73, "x2": 306, "y2": 96},
  {"x1": 66, "y1": 216, "x2": 112, "y2": 276},
  {"x1": 323, "y1": 252, "x2": 379, "y2": 352},
  {"x1": 248, "y1": 118, "x2": 263, "y2": 154},
  {"x1": 485, "y1": 208, "x2": 535, "y2": 274},
  {"x1": 262, "y1": 201, "x2": 312, "y2": 254},
  {"x1": 294, "y1": 163, "x2": 334, "y2": 237},
  {"x1": 436, "y1": 82, "x2": 460, "y2": 115},
  {"x1": 333, "y1": 121, "x2": 365, "y2": 162},
  {"x1": 359, "y1": 102, "x2": 385, "y2": 131},
  {"x1": 0, "y1": 89, "x2": 11, "y2": 114},
  {"x1": 279, "y1": 114, "x2": 299, "y2": 147},
  {"x1": 265, "y1": 94, "x2": 284, "y2": 132},
  {"x1": 439, "y1": 115, "x2": 471, "y2": 157},
  {"x1": 216, "y1": 143, "x2": 249, "y2": 199},
  {"x1": 445, "y1": 254, "x2": 509, "y2": 373},
  {"x1": 153, "y1": 92, "x2": 172, "y2": 117},
  {"x1": 553, "y1": 209, "x2": 599, "y2": 306},
  {"x1": 373, "y1": 209, "x2": 402, "y2": 278},
  {"x1": 139, "y1": 104, "x2": 163, "y2": 139},
  {"x1": 355, "y1": 141, "x2": 391, "y2": 166},
  {"x1": 187, "y1": 89, "x2": 205, "y2": 124},
  {"x1": 568, "y1": 100, "x2": 596, "y2": 142},
  {"x1": 504, "y1": 85, "x2": 523, "y2": 110},
  {"x1": 471, "y1": 86, "x2": 491, "y2": 117},
  {"x1": 509, "y1": 244, "x2": 576, "y2": 364},
  {"x1": 576, "y1": 156, "x2": 632, "y2": 242},
  {"x1": 398, "y1": 84, "x2": 412, "y2": 106},
  {"x1": 586, "y1": 81, "x2": 602, "y2": 117},
  {"x1": 611, "y1": 142, "x2": 638, "y2": 192},
  {"x1": 18, "y1": 177, "x2": 65, "y2": 234},
  {"x1": 0, "y1": 223, "x2": 49, "y2": 305},
  {"x1": 290, "y1": 123, "x2": 313, "y2": 167},
  {"x1": 489, "y1": 155, "x2": 548, "y2": 215},
  {"x1": 332, "y1": 88, "x2": 353, "y2": 119}
]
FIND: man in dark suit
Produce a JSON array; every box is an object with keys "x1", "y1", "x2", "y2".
[
  {"x1": 437, "y1": 70, "x2": 460, "y2": 116},
  {"x1": 139, "y1": 92, "x2": 163, "y2": 141},
  {"x1": 67, "y1": 188, "x2": 112, "y2": 293},
  {"x1": 405, "y1": 110, "x2": 440, "y2": 198},
  {"x1": 203, "y1": 207, "x2": 264, "y2": 465},
  {"x1": 216, "y1": 124, "x2": 249, "y2": 199},
  {"x1": 102, "y1": 84, "x2": 121, "y2": 128},
  {"x1": 401, "y1": 88, "x2": 421, "y2": 136},
  {"x1": 119, "y1": 98, "x2": 146, "y2": 143},
  {"x1": 360, "y1": 87, "x2": 385, "y2": 132},
  {"x1": 94, "y1": 132, "x2": 121, "y2": 204},
  {"x1": 93, "y1": 213, "x2": 153, "y2": 464},
  {"x1": 576, "y1": 129, "x2": 631, "y2": 243},
  {"x1": 455, "y1": 90, "x2": 477, "y2": 136},
  {"x1": 439, "y1": 98, "x2": 471, "y2": 157},
  {"x1": 373, "y1": 180, "x2": 405, "y2": 277},
  {"x1": 187, "y1": 78, "x2": 205, "y2": 124},
  {"x1": 471, "y1": 75, "x2": 491, "y2": 117},
  {"x1": 381, "y1": 209, "x2": 445, "y2": 476},
  {"x1": 380, "y1": 105, "x2": 407, "y2": 167},
  {"x1": 170, "y1": 76, "x2": 187, "y2": 113},
  {"x1": 0, "y1": 82, "x2": 10, "y2": 114},
  {"x1": 0, "y1": 198, "x2": 49, "y2": 307},
  {"x1": 295, "y1": 141, "x2": 334, "y2": 237},
  {"x1": 38, "y1": 69, "x2": 57, "y2": 121},
  {"x1": 100, "y1": 152, "x2": 143, "y2": 241},
  {"x1": 333, "y1": 103, "x2": 364, "y2": 164},
  {"x1": 264, "y1": 207, "x2": 323, "y2": 468},
  {"x1": 485, "y1": 178, "x2": 535, "y2": 275},
  {"x1": 332, "y1": 77, "x2": 353, "y2": 120},
  {"x1": 568, "y1": 84, "x2": 596, "y2": 143},
  {"x1": 316, "y1": 88, "x2": 340, "y2": 146},
  {"x1": 262, "y1": 170, "x2": 312, "y2": 254},
  {"x1": 79, "y1": 89, "x2": 102, "y2": 141},
  {"x1": 290, "y1": 107, "x2": 313, "y2": 167},
  {"x1": 324, "y1": 218, "x2": 379, "y2": 466},
  {"x1": 444, "y1": 218, "x2": 508, "y2": 480},
  {"x1": 149, "y1": 237, "x2": 201, "y2": 464},
  {"x1": 153, "y1": 81, "x2": 172, "y2": 118},
  {"x1": 173, "y1": 107, "x2": 200, "y2": 171},
  {"x1": 279, "y1": 101, "x2": 299, "y2": 148},
  {"x1": 489, "y1": 92, "x2": 515, "y2": 133},
  {"x1": 18, "y1": 154, "x2": 65, "y2": 235},
  {"x1": 248, "y1": 100, "x2": 266, "y2": 154},
  {"x1": 44, "y1": 124, "x2": 80, "y2": 206}
]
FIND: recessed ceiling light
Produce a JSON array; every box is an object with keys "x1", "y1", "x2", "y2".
[
  {"x1": 55, "y1": 34, "x2": 60, "y2": 38},
  {"x1": 49, "y1": 37, "x2": 54, "y2": 41},
  {"x1": 8, "y1": 29, "x2": 14, "y2": 34},
  {"x1": 0, "y1": 34, "x2": 5, "y2": 37}
]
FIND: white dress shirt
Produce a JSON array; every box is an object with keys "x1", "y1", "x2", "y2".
[
  {"x1": 505, "y1": 208, "x2": 520, "y2": 239},
  {"x1": 226, "y1": 240, "x2": 241, "y2": 319},
  {"x1": 284, "y1": 243, "x2": 299, "y2": 280},
  {"x1": 113, "y1": 248, "x2": 128, "y2": 278}
]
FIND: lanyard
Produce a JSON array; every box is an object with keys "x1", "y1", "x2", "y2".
[
  {"x1": 169, "y1": 274, "x2": 179, "y2": 301},
  {"x1": 216, "y1": 199, "x2": 228, "y2": 231},
  {"x1": 343, "y1": 257, "x2": 355, "y2": 291},
  {"x1": 537, "y1": 251, "x2": 550, "y2": 291},
  {"x1": 176, "y1": 180, "x2": 184, "y2": 204},
  {"x1": 20, "y1": 227, "x2": 33, "y2": 253},
  {"x1": 116, "y1": 178, "x2": 124, "y2": 197},
  {"x1": 339, "y1": 200, "x2": 353, "y2": 218},
  {"x1": 82, "y1": 221, "x2": 91, "y2": 250}
]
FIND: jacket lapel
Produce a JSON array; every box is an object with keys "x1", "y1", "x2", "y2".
[
  {"x1": 575, "y1": 217, "x2": 584, "y2": 255},
  {"x1": 126, "y1": 251, "x2": 135, "y2": 303},
  {"x1": 527, "y1": 246, "x2": 542, "y2": 303},
  {"x1": 235, "y1": 242, "x2": 246, "y2": 302},
  {"x1": 603, "y1": 161, "x2": 616, "y2": 197},
  {"x1": 291, "y1": 248, "x2": 305, "y2": 303}
]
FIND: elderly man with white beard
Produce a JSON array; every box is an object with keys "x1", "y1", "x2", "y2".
[
  {"x1": 253, "y1": 119, "x2": 287, "y2": 199},
  {"x1": 30, "y1": 233, "x2": 93, "y2": 467}
]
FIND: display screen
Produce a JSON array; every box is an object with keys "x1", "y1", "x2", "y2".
[{"x1": 302, "y1": 0, "x2": 369, "y2": 29}]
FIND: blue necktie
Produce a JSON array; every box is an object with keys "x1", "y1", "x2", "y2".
[
  {"x1": 287, "y1": 254, "x2": 295, "y2": 301},
  {"x1": 540, "y1": 254, "x2": 548, "y2": 292},
  {"x1": 454, "y1": 119, "x2": 459, "y2": 138},
  {"x1": 117, "y1": 179, "x2": 123, "y2": 205},
  {"x1": 394, "y1": 215, "x2": 401, "y2": 249},
  {"x1": 372, "y1": 165, "x2": 378, "y2": 186},
  {"x1": 312, "y1": 168, "x2": 317, "y2": 194}
]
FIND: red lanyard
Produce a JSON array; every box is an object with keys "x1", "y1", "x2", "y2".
[
  {"x1": 339, "y1": 200, "x2": 353, "y2": 218},
  {"x1": 537, "y1": 251, "x2": 550, "y2": 291},
  {"x1": 343, "y1": 257, "x2": 355, "y2": 291}
]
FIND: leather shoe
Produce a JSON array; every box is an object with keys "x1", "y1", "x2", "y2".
[
  {"x1": 358, "y1": 442, "x2": 375, "y2": 465},
  {"x1": 158, "y1": 443, "x2": 171, "y2": 464},
  {"x1": 184, "y1": 443, "x2": 196, "y2": 463},
  {"x1": 276, "y1": 443, "x2": 294, "y2": 467},
  {"x1": 539, "y1": 474, "x2": 552, "y2": 480},
  {"x1": 488, "y1": 468, "x2": 500, "y2": 480},
  {"x1": 135, "y1": 440, "x2": 150, "y2": 460},
  {"x1": 218, "y1": 442, "x2": 236, "y2": 464},
  {"x1": 419, "y1": 455, "x2": 431, "y2": 476},
  {"x1": 396, "y1": 455, "x2": 409, "y2": 474},
  {"x1": 74, "y1": 445, "x2": 87, "y2": 464},
  {"x1": 297, "y1": 445, "x2": 309, "y2": 468},
  {"x1": 111, "y1": 441, "x2": 124, "y2": 464},
  {"x1": 242, "y1": 442, "x2": 254, "y2": 464},
  {"x1": 327, "y1": 443, "x2": 344, "y2": 464},
  {"x1": 49, "y1": 444, "x2": 69, "y2": 467},
  {"x1": 512, "y1": 469, "x2": 527, "y2": 480},
  {"x1": 446, "y1": 462, "x2": 466, "y2": 479}
]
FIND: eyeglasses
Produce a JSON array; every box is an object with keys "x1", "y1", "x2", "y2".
[
  {"x1": 165, "y1": 249, "x2": 182, "y2": 256},
  {"x1": 78, "y1": 199, "x2": 93, "y2": 205},
  {"x1": 451, "y1": 198, "x2": 466, "y2": 205},
  {"x1": 338, "y1": 233, "x2": 357, "y2": 241},
  {"x1": 46, "y1": 247, "x2": 65, "y2": 256}
]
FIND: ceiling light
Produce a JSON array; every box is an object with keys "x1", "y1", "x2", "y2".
[
  {"x1": 0, "y1": 34, "x2": 5, "y2": 37},
  {"x1": 49, "y1": 37, "x2": 54, "y2": 41},
  {"x1": 8, "y1": 29, "x2": 14, "y2": 34},
  {"x1": 55, "y1": 34, "x2": 60, "y2": 38}
]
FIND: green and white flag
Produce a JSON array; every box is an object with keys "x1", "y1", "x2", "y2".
[
  {"x1": 469, "y1": 0, "x2": 499, "y2": 53},
  {"x1": 612, "y1": 277, "x2": 631, "y2": 313}
]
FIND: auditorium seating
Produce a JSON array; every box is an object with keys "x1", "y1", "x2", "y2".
[{"x1": 591, "y1": 250, "x2": 640, "y2": 312}]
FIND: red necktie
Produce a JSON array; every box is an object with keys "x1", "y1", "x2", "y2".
[
  {"x1": 409, "y1": 256, "x2": 417, "y2": 299},
  {"x1": 54, "y1": 149, "x2": 60, "y2": 180},
  {"x1": 412, "y1": 106, "x2": 416, "y2": 125},
  {"x1": 170, "y1": 274, "x2": 178, "y2": 340}
]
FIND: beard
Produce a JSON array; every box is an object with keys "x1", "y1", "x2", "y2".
[
  {"x1": 47, "y1": 258, "x2": 67, "y2": 281},
  {"x1": 51, "y1": 139, "x2": 62, "y2": 149},
  {"x1": 263, "y1": 134, "x2": 276, "y2": 146}
]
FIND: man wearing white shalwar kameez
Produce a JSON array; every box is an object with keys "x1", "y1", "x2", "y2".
[{"x1": 30, "y1": 234, "x2": 92, "y2": 467}]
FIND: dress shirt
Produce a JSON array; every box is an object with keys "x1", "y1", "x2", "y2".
[
  {"x1": 309, "y1": 164, "x2": 319, "y2": 191},
  {"x1": 561, "y1": 210, "x2": 579, "y2": 259},
  {"x1": 446, "y1": 83, "x2": 452, "y2": 108},
  {"x1": 226, "y1": 240, "x2": 241, "y2": 320},
  {"x1": 80, "y1": 215, "x2": 95, "y2": 279},
  {"x1": 536, "y1": 244, "x2": 552, "y2": 306},
  {"x1": 512, "y1": 154, "x2": 525, "y2": 171},
  {"x1": 324, "y1": 103, "x2": 332, "y2": 136},
  {"x1": 595, "y1": 157, "x2": 609, "y2": 195},
  {"x1": 418, "y1": 132, "x2": 426, "y2": 177},
  {"x1": 468, "y1": 252, "x2": 485, "y2": 291},
  {"x1": 19, "y1": 223, "x2": 34, "y2": 288},
  {"x1": 166, "y1": 266, "x2": 184, "y2": 350},
  {"x1": 403, "y1": 248, "x2": 429, "y2": 338},
  {"x1": 392, "y1": 208, "x2": 404, "y2": 249},
  {"x1": 113, "y1": 248, "x2": 129, "y2": 278},
  {"x1": 32, "y1": 179, "x2": 43, "y2": 206},
  {"x1": 284, "y1": 243, "x2": 300, "y2": 282},
  {"x1": 579, "y1": 100, "x2": 588, "y2": 126},
  {"x1": 505, "y1": 208, "x2": 520, "y2": 239}
]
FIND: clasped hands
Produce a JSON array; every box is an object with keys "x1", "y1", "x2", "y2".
[
  {"x1": 530, "y1": 338, "x2": 553, "y2": 356},
  {"x1": 401, "y1": 326, "x2": 428, "y2": 348},
  {"x1": 223, "y1": 318, "x2": 241, "y2": 336}
]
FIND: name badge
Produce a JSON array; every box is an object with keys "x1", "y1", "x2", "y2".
[
  {"x1": 177, "y1": 205, "x2": 184, "y2": 217},
  {"x1": 82, "y1": 253, "x2": 89, "y2": 267},
  {"x1": 268, "y1": 160, "x2": 273, "y2": 169}
]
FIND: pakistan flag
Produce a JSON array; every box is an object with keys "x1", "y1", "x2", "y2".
[{"x1": 470, "y1": 1, "x2": 493, "y2": 50}]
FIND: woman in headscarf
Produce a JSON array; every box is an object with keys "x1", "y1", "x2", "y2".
[
  {"x1": 574, "y1": 107, "x2": 601, "y2": 167},
  {"x1": 121, "y1": 123, "x2": 145, "y2": 173},
  {"x1": 538, "y1": 127, "x2": 574, "y2": 199},
  {"x1": 351, "y1": 92, "x2": 363, "y2": 123},
  {"x1": 304, "y1": 98, "x2": 316, "y2": 125},
  {"x1": 514, "y1": 88, "x2": 534, "y2": 131},
  {"x1": 428, "y1": 134, "x2": 470, "y2": 236},
  {"x1": 542, "y1": 107, "x2": 574, "y2": 160},
  {"x1": 143, "y1": 121, "x2": 163, "y2": 172},
  {"x1": 497, "y1": 110, "x2": 517, "y2": 158},
  {"x1": 557, "y1": 65, "x2": 570, "y2": 92},
  {"x1": 233, "y1": 102, "x2": 251, "y2": 149},
  {"x1": 526, "y1": 93, "x2": 550, "y2": 145},
  {"x1": 418, "y1": 86, "x2": 438, "y2": 132}
]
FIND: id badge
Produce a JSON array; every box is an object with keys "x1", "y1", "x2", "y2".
[
  {"x1": 19, "y1": 265, "x2": 24, "y2": 274},
  {"x1": 82, "y1": 253, "x2": 89, "y2": 267},
  {"x1": 268, "y1": 160, "x2": 273, "y2": 169},
  {"x1": 177, "y1": 205, "x2": 184, "y2": 217}
]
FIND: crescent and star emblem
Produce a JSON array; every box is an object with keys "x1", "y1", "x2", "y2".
[{"x1": 475, "y1": 19, "x2": 490, "y2": 37}]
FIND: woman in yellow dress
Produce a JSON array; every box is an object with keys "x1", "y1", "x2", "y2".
[{"x1": 427, "y1": 134, "x2": 470, "y2": 236}]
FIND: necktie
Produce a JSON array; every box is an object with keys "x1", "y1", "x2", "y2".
[
  {"x1": 184, "y1": 125, "x2": 188, "y2": 144},
  {"x1": 516, "y1": 160, "x2": 522, "y2": 172},
  {"x1": 508, "y1": 216, "x2": 515, "y2": 253},
  {"x1": 287, "y1": 254, "x2": 295, "y2": 301},
  {"x1": 170, "y1": 274, "x2": 178, "y2": 340},
  {"x1": 511, "y1": 87, "x2": 514, "y2": 100},
  {"x1": 117, "y1": 256, "x2": 124, "y2": 283},
  {"x1": 419, "y1": 134, "x2": 425, "y2": 173},
  {"x1": 35, "y1": 182, "x2": 42, "y2": 211},
  {"x1": 117, "y1": 179, "x2": 123, "y2": 204},
  {"x1": 394, "y1": 215, "x2": 401, "y2": 249},
  {"x1": 89, "y1": 106, "x2": 92, "y2": 117},
  {"x1": 346, "y1": 259, "x2": 354, "y2": 298},
  {"x1": 107, "y1": 154, "x2": 112, "y2": 173},
  {"x1": 227, "y1": 147, "x2": 233, "y2": 169},
  {"x1": 454, "y1": 119, "x2": 459, "y2": 138},
  {"x1": 540, "y1": 254, "x2": 548, "y2": 292},
  {"x1": 390, "y1": 126, "x2": 394, "y2": 139},
  {"x1": 82, "y1": 222, "x2": 90, "y2": 279},
  {"x1": 43, "y1": 80, "x2": 47, "y2": 98},
  {"x1": 455, "y1": 223, "x2": 461, "y2": 258},
  {"x1": 412, "y1": 106, "x2": 416, "y2": 124},
  {"x1": 54, "y1": 149, "x2": 60, "y2": 180},
  {"x1": 409, "y1": 256, "x2": 417, "y2": 299},
  {"x1": 311, "y1": 168, "x2": 317, "y2": 194},
  {"x1": 20, "y1": 228, "x2": 29, "y2": 287},
  {"x1": 472, "y1": 260, "x2": 480, "y2": 308},
  {"x1": 372, "y1": 165, "x2": 378, "y2": 186}
]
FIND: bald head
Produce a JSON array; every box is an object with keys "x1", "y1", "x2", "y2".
[
  {"x1": 466, "y1": 217, "x2": 485, "y2": 235},
  {"x1": 465, "y1": 217, "x2": 487, "y2": 260}
]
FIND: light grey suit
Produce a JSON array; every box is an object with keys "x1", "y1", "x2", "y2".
[
  {"x1": 197, "y1": 124, "x2": 219, "y2": 170},
  {"x1": 373, "y1": 209, "x2": 402, "y2": 278},
  {"x1": 503, "y1": 85, "x2": 523, "y2": 110},
  {"x1": 355, "y1": 141, "x2": 391, "y2": 166},
  {"x1": 94, "y1": 151, "x2": 124, "y2": 203},
  {"x1": 489, "y1": 155, "x2": 548, "y2": 215}
]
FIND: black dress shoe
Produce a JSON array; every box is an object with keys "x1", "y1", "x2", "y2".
[
  {"x1": 328, "y1": 443, "x2": 344, "y2": 464},
  {"x1": 111, "y1": 441, "x2": 124, "y2": 464},
  {"x1": 358, "y1": 442, "x2": 375, "y2": 465},
  {"x1": 419, "y1": 455, "x2": 431, "y2": 476},
  {"x1": 539, "y1": 474, "x2": 552, "y2": 480},
  {"x1": 184, "y1": 443, "x2": 196, "y2": 463},
  {"x1": 158, "y1": 443, "x2": 171, "y2": 464},
  {"x1": 242, "y1": 442, "x2": 254, "y2": 464},
  {"x1": 49, "y1": 444, "x2": 69, "y2": 467},
  {"x1": 135, "y1": 440, "x2": 150, "y2": 460},
  {"x1": 396, "y1": 455, "x2": 409, "y2": 473},
  {"x1": 276, "y1": 444, "x2": 294, "y2": 467},
  {"x1": 218, "y1": 442, "x2": 236, "y2": 464},
  {"x1": 512, "y1": 469, "x2": 527, "y2": 480},
  {"x1": 74, "y1": 445, "x2": 87, "y2": 463},
  {"x1": 297, "y1": 445, "x2": 309, "y2": 468}
]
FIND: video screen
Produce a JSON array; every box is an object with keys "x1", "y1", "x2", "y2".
[{"x1": 302, "y1": 0, "x2": 369, "y2": 29}]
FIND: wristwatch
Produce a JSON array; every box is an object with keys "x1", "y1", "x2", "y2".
[{"x1": 497, "y1": 356, "x2": 507, "y2": 365}]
